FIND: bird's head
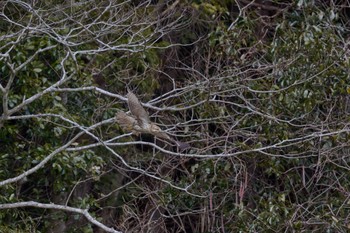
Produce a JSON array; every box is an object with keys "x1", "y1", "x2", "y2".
[{"x1": 150, "y1": 123, "x2": 162, "y2": 133}]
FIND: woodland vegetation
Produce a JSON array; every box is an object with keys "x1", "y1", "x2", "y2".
[{"x1": 1, "y1": 0, "x2": 350, "y2": 232}]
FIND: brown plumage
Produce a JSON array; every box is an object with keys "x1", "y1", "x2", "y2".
[
  {"x1": 116, "y1": 91, "x2": 190, "y2": 150},
  {"x1": 115, "y1": 111, "x2": 139, "y2": 134},
  {"x1": 126, "y1": 91, "x2": 150, "y2": 129}
]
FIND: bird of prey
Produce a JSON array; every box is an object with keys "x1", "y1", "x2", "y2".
[{"x1": 116, "y1": 91, "x2": 189, "y2": 150}]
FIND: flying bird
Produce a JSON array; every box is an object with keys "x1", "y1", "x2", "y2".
[{"x1": 116, "y1": 91, "x2": 189, "y2": 150}]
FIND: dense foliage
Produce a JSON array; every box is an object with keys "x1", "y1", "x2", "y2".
[{"x1": 1, "y1": 0, "x2": 350, "y2": 232}]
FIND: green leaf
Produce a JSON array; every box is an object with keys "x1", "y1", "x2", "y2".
[{"x1": 33, "y1": 68, "x2": 42, "y2": 73}]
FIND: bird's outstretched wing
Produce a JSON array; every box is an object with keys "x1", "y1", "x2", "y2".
[
  {"x1": 127, "y1": 91, "x2": 150, "y2": 129},
  {"x1": 116, "y1": 112, "x2": 137, "y2": 131}
]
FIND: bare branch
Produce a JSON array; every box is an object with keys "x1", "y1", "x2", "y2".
[{"x1": 0, "y1": 201, "x2": 121, "y2": 233}]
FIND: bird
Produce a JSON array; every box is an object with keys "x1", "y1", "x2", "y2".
[{"x1": 116, "y1": 91, "x2": 190, "y2": 150}]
